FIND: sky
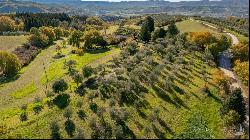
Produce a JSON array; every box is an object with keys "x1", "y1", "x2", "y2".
[{"x1": 81, "y1": 0, "x2": 202, "y2": 2}]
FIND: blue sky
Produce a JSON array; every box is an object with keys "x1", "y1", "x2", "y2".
[{"x1": 81, "y1": 0, "x2": 202, "y2": 2}]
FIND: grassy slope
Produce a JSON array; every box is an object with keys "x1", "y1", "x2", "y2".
[
  {"x1": 0, "y1": 48, "x2": 225, "y2": 139},
  {"x1": 0, "y1": 39, "x2": 121, "y2": 138},
  {"x1": 0, "y1": 35, "x2": 28, "y2": 52},
  {"x1": 0, "y1": 22, "x2": 226, "y2": 138}
]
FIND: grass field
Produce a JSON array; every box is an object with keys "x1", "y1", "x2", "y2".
[{"x1": 0, "y1": 35, "x2": 28, "y2": 52}]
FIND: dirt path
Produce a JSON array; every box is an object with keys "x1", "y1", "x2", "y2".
[{"x1": 195, "y1": 19, "x2": 249, "y2": 136}]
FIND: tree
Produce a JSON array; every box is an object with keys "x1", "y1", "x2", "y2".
[
  {"x1": 63, "y1": 107, "x2": 73, "y2": 120},
  {"x1": 53, "y1": 93, "x2": 70, "y2": 109},
  {"x1": 140, "y1": 23, "x2": 151, "y2": 42},
  {"x1": 52, "y1": 79, "x2": 68, "y2": 93},
  {"x1": 64, "y1": 60, "x2": 77, "y2": 74},
  {"x1": 152, "y1": 28, "x2": 166, "y2": 41},
  {"x1": 54, "y1": 27, "x2": 64, "y2": 40},
  {"x1": 68, "y1": 30, "x2": 83, "y2": 48},
  {"x1": 0, "y1": 51, "x2": 21, "y2": 77},
  {"x1": 28, "y1": 32, "x2": 49, "y2": 48},
  {"x1": 0, "y1": 16, "x2": 16, "y2": 33},
  {"x1": 83, "y1": 29, "x2": 107, "y2": 50},
  {"x1": 231, "y1": 41, "x2": 249, "y2": 61},
  {"x1": 187, "y1": 32, "x2": 215, "y2": 49},
  {"x1": 65, "y1": 119, "x2": 76, "y2": 137},
  {"x1": 223, "y1": 88, "x2": 246, "y2": 123},
  {"x1": 73, "y1": 73, "x2": 83, "y2": 86},
  {"x1": 82, "y1": 66, "x2": 93, "y2": 78},
  {"x1": 167, "y1": 22, "x2": 179, "y2": 36},
  {"x1": 39, "y1": 26, "x2": 56, "y2": 44},
  {"x1": 86, "y1": 17, "x2": 104, "y2": 26},
  {"x1": 145, "y1": 16, "x2": 155, "y2": 33},
  {"x1": 50, "y1": 121, "x2": 61, "y2": 139},
  {"x1": 223, "y1": 110, "x2": 240, "y2": 127},
  {"x1": 233, "y1": 60, "x2": 249, "y2": 85}
]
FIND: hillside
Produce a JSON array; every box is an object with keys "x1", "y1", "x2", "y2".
[{"x1": 0, "y1": 0, "x2": 72, "y2": 13}]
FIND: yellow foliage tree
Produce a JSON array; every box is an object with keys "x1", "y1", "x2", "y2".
[
  {"x1": 0, "y1": 16, "x2": 16, "y2": 32},
  {"x1": 231, "y1": 41, "x2": 249, "y2": 61},
  {"x1": 233, "y1": 60, "x2": 249, "y2": 85},
  {"x1": 187, "y1": 32, "x2": 216, "y2": 49}
]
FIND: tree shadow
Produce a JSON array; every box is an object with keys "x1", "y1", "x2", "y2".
[
  {"x1": 137, "y1": 108, "x2": 147, "y2": 119},
  {"x1": 152, "y1": 85, "x2": 179, "y2": 107},
  {"x1": 190, "y1": 91, "x2": 200, "y2": 100},
  {"x1": 157, "y1": 118, "x2": 173, "y2": 134},
  {"x1": 152, "y1": 123, "x2": 166, "y2": 139},
  {"x1": 172, "y1": 93, "x2": 190, "y2": 110},
  {"x1": 120, "y1": 121, "x2": 136, "y2": 139},
  {"x1": 207, "y1": 89, "x2": 222, "y2": 104},
  {"x1": 173, "y1": 85, "x2": 185, "y2": 95},
  {"x1": 87, "y1": 48, "x2": 111, "y2": 54},
  {"x1": 0, "y1": 74, "x2": 20, "y2": 85}
]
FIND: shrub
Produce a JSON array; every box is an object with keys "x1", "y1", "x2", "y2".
[
  {"x1": 12, "y1": 44, "x2": 41, "y2": 66},
  {"x1": 0, "y1": 51, "x2": 21, "y2": 77},
  {"x1": 19, "y1": 111, "x2": 28, "y2": 121},
  {"x1": 32, "y1": 103, "x2": 43, "y2": 114},
  {"x1": 53, "y1": 93, "x2": 70, "y2": 109},
  {"x1": 152, "y1": 28, "x2": 166, "y2": 40},
  {"x1": 52, "y1": 79, "x2": 68, "y2": 93},
  {"x1": 73, "y1": 73, "x2": 83, "y2": 86},
  {"x1": 233, "y1": 60, "x2": 249, "y2": 85}
]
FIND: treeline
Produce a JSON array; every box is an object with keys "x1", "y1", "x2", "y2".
[
  {"x1": 15, "y1": 13, "x2": 71, "y2": 31},
  {"x1": 193, "y1": 16, "x2": 249, "y2": 36}
]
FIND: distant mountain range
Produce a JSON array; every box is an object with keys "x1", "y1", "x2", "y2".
[{"x1": 0, "y1": 0, "x2": 249, "y2": 18}]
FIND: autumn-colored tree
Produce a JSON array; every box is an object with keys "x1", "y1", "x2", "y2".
[
  {"x1": 187, "y1": 32, "x2": 216, "y2": 49},
  {"x1": 39, "y1": 26, "x2": 56, "y2": 44},
  {"x1": 233, "y1": 60, "x2": 249, "y2": 85},
  {"x1": 86, "y1": 17, "x2": 104, "y2": 26},
  {"x1": 69, "y1": 30, "x2": 83, "y2": 48},
  {"x1": 231, "y1": 41, "x2": 249, "y2": 61},
  {"x1": 29, "y1": 32, "x2": 49, "y2": 48},
  {"x1": 0, "y1": 51, "x2": 21, "y2": 77},
  {"x1": 83, "y1": 29, "x2": 107, "y2": 50},
  {"x1": 54, "y1": 27, "x2": 64, "y2": 40},
  {"x1": 0, "y1": 16, "x2": 16, "y2": 33}
]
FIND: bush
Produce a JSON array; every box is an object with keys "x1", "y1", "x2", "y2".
[
  {"x1": 52, "y1": 79, "x2": 68, "y2": 93},
  {"x1": 12, "y1": 44, "x2": 41, "y2": 66},
  {"x1": 53, "y1": 93, "x2": 70, "y2": 109},
  {"x1": 32, "y1": 103, "x2": 43, "y2": 114},
  {"x1": 0, "y1": 51, "x2": 21, "y2": 77},
  {"x1": 19, "y1": 111, "x2": 28, "y2": 121}
]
